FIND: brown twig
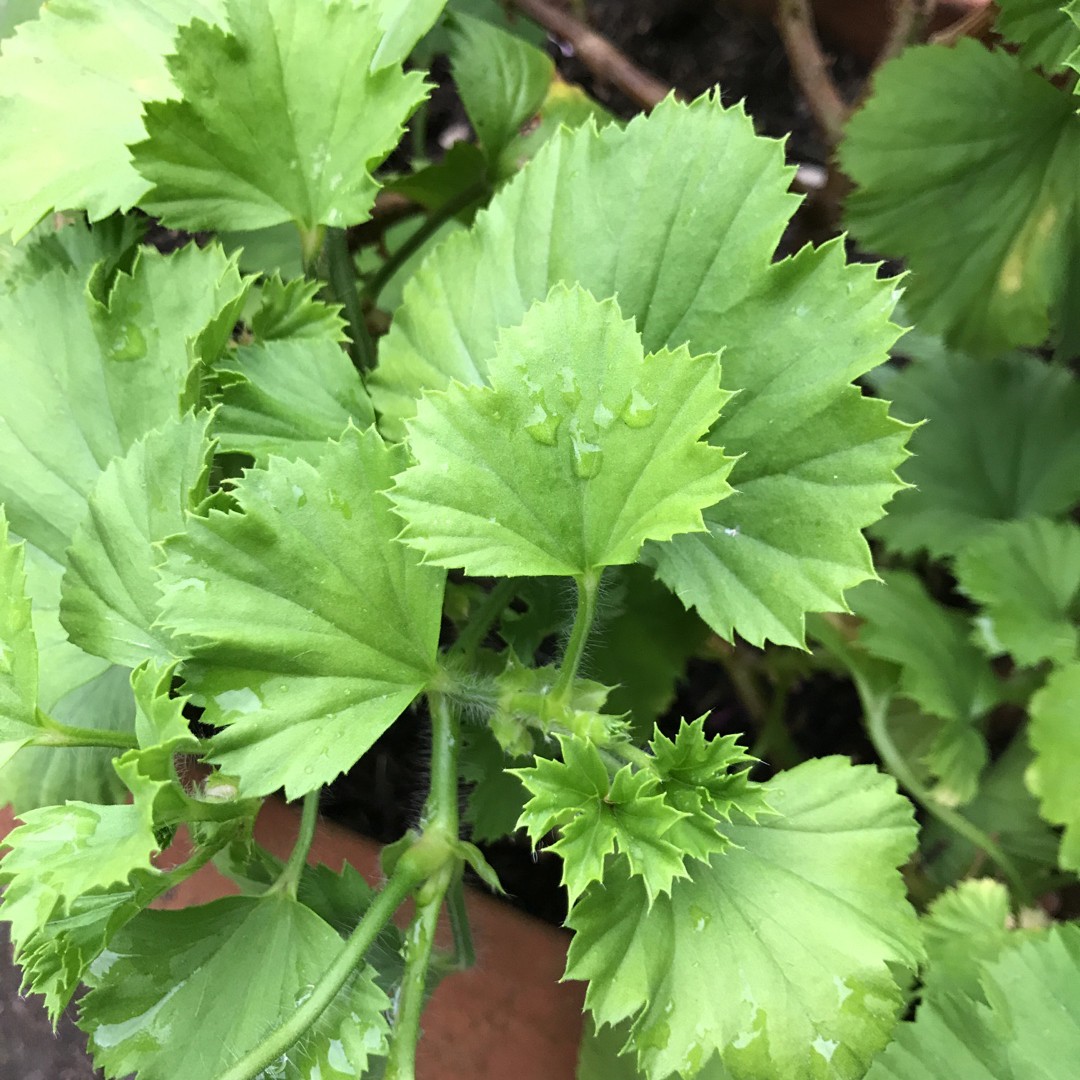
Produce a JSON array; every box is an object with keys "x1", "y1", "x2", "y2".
[
  {"x1": 775, "y1": 0, "x2": 850, "y2": 146},
  {"x1": 881, "y1": 0, "x2": 938, "y2": 60},
  {"x1": 929, "y1": 3, "x2": 995, "y2": 45},
  {"x1": 506, "y1": 0, "x2": 677, "y2": 109}
]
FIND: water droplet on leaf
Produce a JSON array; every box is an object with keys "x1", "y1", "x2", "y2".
[
  {"x1": 621, "y1": 389, "x2": 656, "y2": 428},
  {"x1": 524, "y1": 403, "x2": 560, "y2": 446}
]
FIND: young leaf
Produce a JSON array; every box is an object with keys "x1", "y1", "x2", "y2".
[
  {"x1": 0, "y1": 0, "x2": 226, "y2": 238},
  {"x1": 995, "y1": 0, "x2": 1080, "y2": 73},
  {"x1": 841, "y1": 40, "x2": 1080, "y2": 355},
  {"x1": 157, "y1": 426, "x2": 445, "y2": 798},
  {"x1": 1027, "y1": 661, "x2": 1080, "y2": 872},
  {"x1": 391, "y1": 285, "x2": 734, "y2": 578},
  {"x1": 0, "y1": 513, "x2": 41, "y2": 767},
  {"x1": 450, "y1": 12, "x2": 554, "y2": 164},
  {"x1": 374, "y1": 95, "x2": 908, "y2": 645},
  {"x1": 213, "y1": 340, "x2": 375, "y2": 464},
  {"x1": 78, "y1": 894, "x2": 390, "y2": 1080},
  {"x1": 566, "y1": 757, "x2": 922, "y2": 1080},
  {"x1": 0, "y1": 244, "x2": 248, "y2": 563},
  {"x1": 60, "y1": 412, "x2": 216, "y2": 669},
  {"x1": 248, "y1": 274, "x2": 346, "y2": 343},
  {"x1": 873, "y1": 351, "x2": 1080, "y2": 558},
  {"x1": 132, "y1": 0, "x2": 429, "y2": 233},
  {"x1": 955, "y1": 517, "x2": 1080, "y2": 666},
  {"x1": 866, "y1": 926, "x2": 1080, "y2": 1080},
  {"x1": 850, "y1": 571, "x2": 1000, "y2": 804}
]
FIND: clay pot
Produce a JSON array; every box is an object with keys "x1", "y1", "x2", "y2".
[{"x1": 1, "y1": 801, "x2": 585, "y2": 1079}]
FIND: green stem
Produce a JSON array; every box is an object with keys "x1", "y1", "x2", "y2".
[
  {"x1": 363, "y1": 182, "x2": 488, "y2": 305},
  {"x1": 32, "y1": 715, "x2": 139, "y2": 751},
  {"x1": 750, "y1": 672, "x2": 799, "y2": 768},
  {"x1": 324, "y1": 226, "x2": 377, "y2": 372},
  {"x1": 425, "y1": 693, "x2": 460, "y2": 834},
  {"x1": 448, "y1": 578, "x2": 518, "y2": 662},
  {"x1": 554, "y1": 569, "x2": 600, "y2": 698},
  {"x1": 269, "y1": 791, "x2": 321, "y2": 899},
  {"x1": 861, "y1": 683, "x2": 1033, "y2": 908},
  {"x1": 298, "y1": 225, "x2": 326, "y2": 275},
  {"x1": 215, "y1": 862, "x2": 421, "y2": 1080},
  {"x1": 445, "y1": 873, "x2": 475, "y2": 970}
]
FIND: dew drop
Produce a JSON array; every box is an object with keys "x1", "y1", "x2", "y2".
[
  {"x1": 524, "y1": 402, "x2": 560, "y2": 446},
  {"x1": 558, "y1": 366, "x2": 581, "y2": 408},
  {"x1": 621, "y1": 388, "x2": 656, "y2": 428},
  {"x1": 592, "y1": 401, "x2": 615, "y2": 429},
  {"x1": 291, "y1": 484, "x2": 307, "y2": 508},
  {"x1": 109, "y1": 323, "x2": 148, "y2": 362},
  {"x1": 689, "y1": 904, "x2": 711, "y2": 932},
  {"x1": 571, "y1": 434, "x2": 603, "y2": 479}
]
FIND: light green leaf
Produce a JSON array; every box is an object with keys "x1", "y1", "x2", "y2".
[
  {"x1": 0, "y1": 0, "x2": 41, "y2": 42},
  {"x1": 995, "y1": 0, "x2": 1080, "y2": 72},
  {"x1": 920, "y1": 880, "x2": 1014, "y2": 1005},
  {"x1": 213, "y1": 339, "x2": 374, "y2": 463},
  {"x1": 157, "y1": 426, "x2": 445, "y2": 798},
  {"x1": 374, "y1": 95, "x2": 907, "y2": 646},
  {"x1": 451, "y1": 12, "x2": 554, "y2": 162},
  {"x1": 0, "y1": 244, "x2": 248, "y2": 563},
  {"x1": 873, "y1": 351, "x2": 1080, "y2": 558},
  {"x1": 866, "y1": 926, "x2": 1080, "y2": 1080},
  {"x1": 841, "y1": 40, "x2": 1080, "y2": 355},
  {"x1": 0, "y1": 513, "x2": 40, "y2": 766},
  {"x1": 372, "y1": 0, "x2": 449, "y2": 68},
  {"x1": 850, "y1": 571, "x2": 999, "y2": 804},
  {"x1": 566, "y1": 757, "x2": 922, "y2": 1080},
  {"x1": 0, "y1": 0, "x2": 226, "y2": 238},
  {"x1": 248, "y1": 274, "x2": 346, "y2": 343},
  {"x1": 1027, "y1": 661, "x2": 1080, "y2": 871},
  {"x1": 79, "y1": 894, "x2": 390, "y2": 1080},
  {"x1": 132, "y1": 0, "x2": 429, "y2": 232},
  {"x1": 955, "y1": 517, "x2": 1080, "y2": 666},
  {"x1": 392, "y1": 285, "x2": 734, "y2": 578},
  {"x1": 60, "y1": 412, "x2": 216, "y2": 669}
]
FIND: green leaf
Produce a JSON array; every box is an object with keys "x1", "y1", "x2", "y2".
[
  {"x1": 0, "y1": 0, "x2": 226, "y2": 238},
  {"x1": 372, "y1": 0, "x2": 449, "y2": 68},
  {"x1": 460, "y1": 726, "x2": 531, "y2": 843},
  {"x1": 157, "y1": 426, "x2": 445, "y2": 798},
  {"x1": 0, "y1": 243, "x2": 248, "y2": 563},
  {"x1": 391, "y1": 285, "x2": 734, "y2": 578},
  {"x1": 451, "y1": 11, "x2": 554, "y2": 163},
  {"x1": 841, "y1": 41, "x2": 1080, "y2": 355},
  {"x1": 0, "y1": 513, "x2": 40, "y2": 766},
  {"x1": 374, "y1": 95, "x2": 908, "y2": 646},
  {"x1": 0, "y1": 0, "x2": 41, "y2": 42},
  {"x1": 248, "y1": 273, "x2": 346, "y2": 343},
  {"x1": 995, "y1": 0, "x2": 1080, "y2": 72},
  {"x1": 873, "y1": 351, "x2": 1080, "y2": 558},
  {"x1": 60, "y1": 412, "x2": 216, "y2": 668},
  {"x1": 850, "y1": 571, "x2": 999, "y2": 804},
  {"x1": 515, "y1": 736, "x2": 691, "y2": 903},
  {"x1": 920, "y1": 880, "x2": 1014, "y2": 1005},
  {"x1": 866, "y1": 926, "x2": 1080, "y2": 1080},
  {"x1": 79, "y1": 894, "x2": 390, "y2": 1080},
  {"x1": 132, "y1": 0, "x2": 429, "y2": 232},
  {"x1": 955, "y1": 517, "x2": 1080, "y2": 666},
  {"x1": 1027, "y1": 661, "x2": 1080, "y2": 871},
  {"x1": 566, "y1": 757, "x2": 922, "y2": 1080},
  {"x1": 213, "y1": 339, "x2": 374, "y2": 463}
]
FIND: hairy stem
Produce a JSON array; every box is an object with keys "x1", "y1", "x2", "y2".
[
  {"x1": 861, "y1": 683, "x2": 1033, "y2": 908},
  {"x1": 32, "y1": 714, "x2": 139, "y2": 751},
  {"x1": 297, "y1": 224, "x2": 326, "y2": 275},
  {"x1": 555, "y1": 569, "x2": 601, "y2": 698},
  {"x1": 269, "y1": 790, "x2": 320, "y2": 899},
  {"x1": 363, "y1": 182, "x2": 488, "y2": 305},
  {"x1": 214, "y1": 862, "x2": 421, "y2": 1080},
  {"x1": 324, "y1": 226, "x2": 376, "y2": 372}
]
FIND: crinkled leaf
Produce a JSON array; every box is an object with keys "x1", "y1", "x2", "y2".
[
  {"x1": 0, "y1": 0, "x2": 226, "y2": 238},
  {"x1": 79, "y1": 895, "x2": 390, "y2": 1080},
  {"x1": 157, "y1": 426, "x2": 445, "y2": 798},
  {"x1": 0, "y1": 514, "x2": 40, "y2": 766},
  {"x1": 866, "y1": 926, "x2": 1080, "y2": 1080},
  {"x1": 391, "y1": 285, "x2": 734, "y2": 577},
  {"x1": 60, "y1": 412, "x2": 215, "y2": 668},
  {"x1": 132, "y1": 0, "x2": 428, "y2": 232},
  {"x1": 213, "y1": 340, "x2": 374, "y2": 463},
  {"x1": 842, "y1": 41, "x2": 1080, "y2": 355},
  {"x1": 375, "y1": 96, "x2": 907, "y2": 645},
  {"x1": 1027, "y1": 661, "x2": 1080, "y2": 871},
  {"x1": 850, "y1": 572, "x2": 999, "y2": 804},
  {"x1": 955, "y1": 517, "x2": 1080, "y2": 666},
  {"x1": 248, "y1": 274, "x2": 346, "y2": 343},
  {"x1": 451, "y1": 12, "x2": 554, "y2": 162},
  {"x1": 873, "y1": 351, "x2": 1080, "y2": 557},
  {"x1": 566, "y1": 757, "x2": 922, "y2": 1080},
  {"x1": 995, "y1": 0, "x2": 1080, "y2": 72},
  {"x1": 0, "y1": 244, "x2": 248, "y2": 563},
  {"x1": 920, "y1": 880, "x2": 1014, "y2": 1005}
]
